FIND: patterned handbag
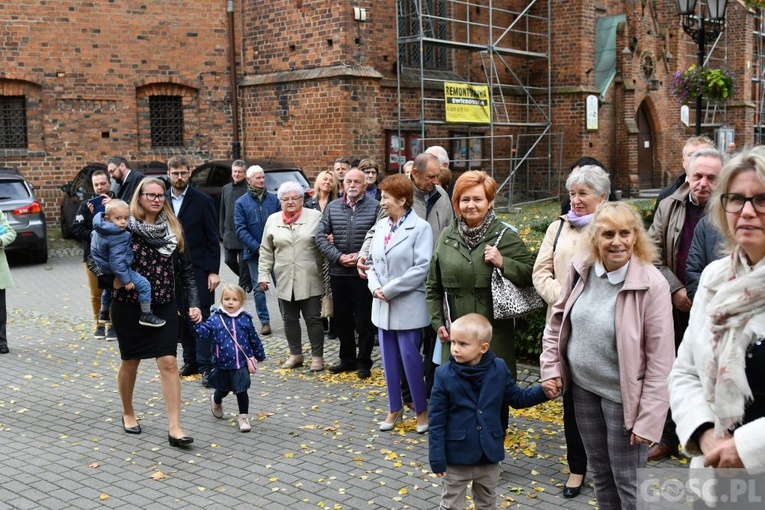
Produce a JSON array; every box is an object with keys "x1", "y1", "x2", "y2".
[{"x1": 490, "y1": 228, "x2": 545, "y2": 319}]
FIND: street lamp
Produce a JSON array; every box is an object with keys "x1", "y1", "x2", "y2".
[{"x1": 675, "y1": 0, "x2": 728, "y2": 135}]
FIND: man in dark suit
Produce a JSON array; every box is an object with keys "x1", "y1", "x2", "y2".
[
  {"x1": 107, "y1": 156, "x2": 145, "y2": 203},
  {"x1": 166, "y1": 155, "x2": 221, "y2": 386}
]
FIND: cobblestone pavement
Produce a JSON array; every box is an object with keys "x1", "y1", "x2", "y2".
[{"x1": 0, "y1": 253, "x2": 684, "y2": 509}]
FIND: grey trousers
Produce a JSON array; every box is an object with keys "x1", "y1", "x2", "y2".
[
  {"x1": 573, "y1": 384, "x2": 648, "y2": 510},
  {"x1": 279, "y1": 295, "x2": 324, "y2": 358},
  {"x1": 440, "y1": 463, "x2": 500, "y2": 510}
]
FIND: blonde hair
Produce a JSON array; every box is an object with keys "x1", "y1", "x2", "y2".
[
  {"x1": 450, "y1": 313, "x2": 493, "y2": 345},
  {"x1": 708, "y1": 148, "x2": 765, "y2": 253},
  {"x1": 129, "y1": 177, "x2": 186, "y2": 253},
  {"x1": 219, "y1": 283, "x2": 246, "y2": 305},
  {"x1": 104, "y1": 199, "x2": 129, "y2": 216},
  {"x1": 586, "y1": 202, "x2": 657, "y2": 264},
  {"x1": 313, "y1": 170, "x2": 338, "y2": 200}
]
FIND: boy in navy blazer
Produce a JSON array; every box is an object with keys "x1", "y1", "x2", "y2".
[{"x1": 428, "y1": 313, "x2": 548, "y2": 510}]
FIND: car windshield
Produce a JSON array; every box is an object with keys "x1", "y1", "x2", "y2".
[
  {"x1": 0, "y1": 181, "x2": 30, "y2": 200},
  {"x1": 266, "y1": 171, "x2": 309, "y2": 191}
]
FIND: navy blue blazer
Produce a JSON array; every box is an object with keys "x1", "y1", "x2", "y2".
[
  {"x1": 169, "y1": 186, "x2": 220, "y2": 310},
  {"x1": 428, "y1": 353, "x2": 547, "y2": 474}
]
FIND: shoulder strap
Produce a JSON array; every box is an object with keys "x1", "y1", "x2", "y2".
[
  {"x1": 552, "y1": 218, "x2": 565, "y2": 254},
  {"x1": 494, "y1": 227, "x2": 509, "y2": 248}
]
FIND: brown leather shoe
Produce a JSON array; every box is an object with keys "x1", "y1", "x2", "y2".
[
  {"x1": 648, "y1": 442, "x2": 678, "y2": 461},
  {"x1": 260, "y1": 323, "x2": 272, "y2": 336}
]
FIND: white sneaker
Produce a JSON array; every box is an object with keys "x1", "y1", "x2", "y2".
[
  {"x1": 238, "y1": 414, "x2": 251, "y2": 433},
  {"x1": 210, "y1": 394, "x2": 223, "y2": 419}
]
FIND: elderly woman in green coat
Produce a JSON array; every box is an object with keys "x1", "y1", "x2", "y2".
[
  {"x1": 0, "y1": 211, "x2": 17, "y2": 354},
  {"x1": 425, "y1": 170, "x2": 534, "y2": 384}
]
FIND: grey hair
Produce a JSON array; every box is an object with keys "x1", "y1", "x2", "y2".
[
  {"x1": 687, "y1": 147, "x2": 724, "y2": 175},
  {"x1": 425, "y1": 145, "x2": 449, "y2": 168},
  {"x1": 277, "y1": 181, "x2": 305, "y2": 200},
  {"x1": 232, "y1": 159, "x2": 246, "y2": 169},
  {"x1": 246, "y1": 165, "x2": 264, "y2": 178},
  {"x1": 565, "y1": 165, "x2": 611, "y2": 197}
]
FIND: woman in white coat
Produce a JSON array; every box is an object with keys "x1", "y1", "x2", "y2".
[
  {"x1": 668, "y1": 149, "x2": 765, "y2": 507},
  {"x1": 368, "y1": 174, "x2": 433, "y2": 433},
  {"x1": 0, "y1": 210, "x2": 17, "y2": 354},
  {"x1": 258, "y1": 181, "x2": 325, "y2": 371}
]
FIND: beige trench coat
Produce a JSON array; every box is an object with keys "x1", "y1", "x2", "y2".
[{"x1": 258, "y1": 208, "x2": 324, "y2": 301}]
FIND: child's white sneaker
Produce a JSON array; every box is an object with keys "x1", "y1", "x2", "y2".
[
  {"x1": 238, "y1": 414, "x2": 251, "y2": 432},
  {"x1": 210, "y1": 394, "x2": 223, "y2": 419}
]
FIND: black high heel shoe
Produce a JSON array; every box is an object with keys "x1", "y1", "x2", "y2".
[
  {"x1": 563, "y1": 475, "x2": 584, "y2": 498},
  {"x1": 121, "y1": 417, "x2": 141, "y2": 435},
  {"x1": 168, "y1": 434, "x2": 194, "y2": 447},
  {"x1": 563, "y1": 485, "x2": 581, "y2": 498}
]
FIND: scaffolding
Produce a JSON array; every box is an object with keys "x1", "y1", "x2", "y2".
[
  {"x1": 679, "y1": 1, "x2": 728, "y2": 133},
  {"x1": 754, "y1": 8, "x2": 765, "y2": 145},
  {"x1": 395, "y1": 0, "x2": 558, "y2": 208}
]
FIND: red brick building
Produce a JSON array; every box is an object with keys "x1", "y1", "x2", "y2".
[{"x1": 0, "y1": 0, "x2": 760, "y2": 226}]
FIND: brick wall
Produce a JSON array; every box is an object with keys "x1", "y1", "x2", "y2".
[{"x1": 0, "y1": 0, "x2": 234, "y2": 224}]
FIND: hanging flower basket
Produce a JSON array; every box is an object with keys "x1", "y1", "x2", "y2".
[
  {"x1": 745, "y1": 0, "x2": 765, "y2": 10},
  {"x1": 670, "y1": 66, "x2": 734, "y2": 105}
]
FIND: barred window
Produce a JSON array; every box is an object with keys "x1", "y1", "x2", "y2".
[
  {"x1": 149, "y1": 95, "x2": 183, "y2": 148},
  {"x1": 0, "y1": 96, "x2": 28, "y2": 149},
  {"x1": 398, "y1": 0, "x2": 448, "y2": 70}
]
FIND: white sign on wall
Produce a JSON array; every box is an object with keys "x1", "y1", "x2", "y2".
[
  {"x1": 586, "y1": 95, "x2": 598, "y2": 131},
  {"x1": 681, "y1": 105, "x2": 690, "y2": 127}
]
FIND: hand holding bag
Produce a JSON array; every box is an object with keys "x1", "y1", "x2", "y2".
[{"x1": 490, "y1": 228, "x2": 544, "y2": 319}]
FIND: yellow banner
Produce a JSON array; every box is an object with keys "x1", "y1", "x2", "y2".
[{"x1": 444, "y1": 82, "x2": 491, "y2": 124}]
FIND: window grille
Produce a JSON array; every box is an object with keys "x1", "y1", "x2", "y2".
[
  {"x1": 0, "y1": 96, "x2": 28, "y2": 149},
  {"x1": 398, "y1": 0, "x2": 448, "y2": 70},
  {"x1": 149, "y1": 96, "x2": 183, "y2": 148}
]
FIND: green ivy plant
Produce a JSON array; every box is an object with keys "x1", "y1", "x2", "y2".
[{"x1": 745, "y1": 0, "x2": 765, "y2": 10}]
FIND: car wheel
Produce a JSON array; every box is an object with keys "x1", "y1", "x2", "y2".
[{"x1": 32, "y1": 248, "x2": 49, "y2": 264}]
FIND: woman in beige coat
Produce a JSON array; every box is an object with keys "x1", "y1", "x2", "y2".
[
  {"x1": 531, "y1": 165, "x2": 610, "y2": 498},
  {"x1": 258, "y1": 181, "x2": 325, "y2": 371},
  {"x1": 0, "y1": 211, "x2": 17, "y2": 354}
]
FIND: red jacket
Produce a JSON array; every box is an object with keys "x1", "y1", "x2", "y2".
[{"x1": 539, "y1": 255, "x2": 675, "y2": 442}]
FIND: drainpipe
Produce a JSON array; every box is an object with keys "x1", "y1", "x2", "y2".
[{"x1": 227, "y1": 0, "x2": 241, "y2": 159}]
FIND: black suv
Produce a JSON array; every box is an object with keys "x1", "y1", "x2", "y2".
[
  {"x1": 191, "y1": 160, "x2": 312, "y2": 214},
  {"x1": 60, "y1": 161, "x2": 169, "y2": 239},
  {"x1": 0, "y1": 167, "x2": 48, "y2": 264}
]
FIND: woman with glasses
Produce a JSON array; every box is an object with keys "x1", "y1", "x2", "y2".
[
  {"x1": 358, "y1": 158, "x2": 382, "y2": 201},
  {"x1": 258, "y1": 182, "x2": 326, "y2": 371},
  {"x1": 110, "y1": 178, "x2": 201, "y2": 448},
  {"x1": 669, "y1": 149, "x2": 765, "y2": 507}
]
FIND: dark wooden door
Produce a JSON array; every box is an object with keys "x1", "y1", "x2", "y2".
[{"x1": 637, "y1": 103, "x2": 654, "y2": 189}]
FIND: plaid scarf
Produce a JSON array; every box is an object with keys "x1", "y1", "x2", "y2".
[{"x1": 128, "y1": 211, "x2": 177, "y2": 257}]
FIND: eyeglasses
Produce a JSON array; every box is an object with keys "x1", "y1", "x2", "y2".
[
  {"x1": 141, "y1": 193, "x2": 166, "y2": 202},
  {"x1": 280, "y1": 196, "x2": 302, "y2": 203},
  {"x1": 169, "y1": 171, "x2": 190, "y2": 178},
  {"x1": 721, "y1": 193, "x2": 765, "y2": 214}
]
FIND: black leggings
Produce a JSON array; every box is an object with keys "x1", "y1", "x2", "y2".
[{"x1": 213, "y1": 390, "x2": 249, "y2": 414}]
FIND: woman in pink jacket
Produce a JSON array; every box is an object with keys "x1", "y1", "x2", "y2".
[{"x1": 539, "y1": 202, "x2": 675, "y2": 510}]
